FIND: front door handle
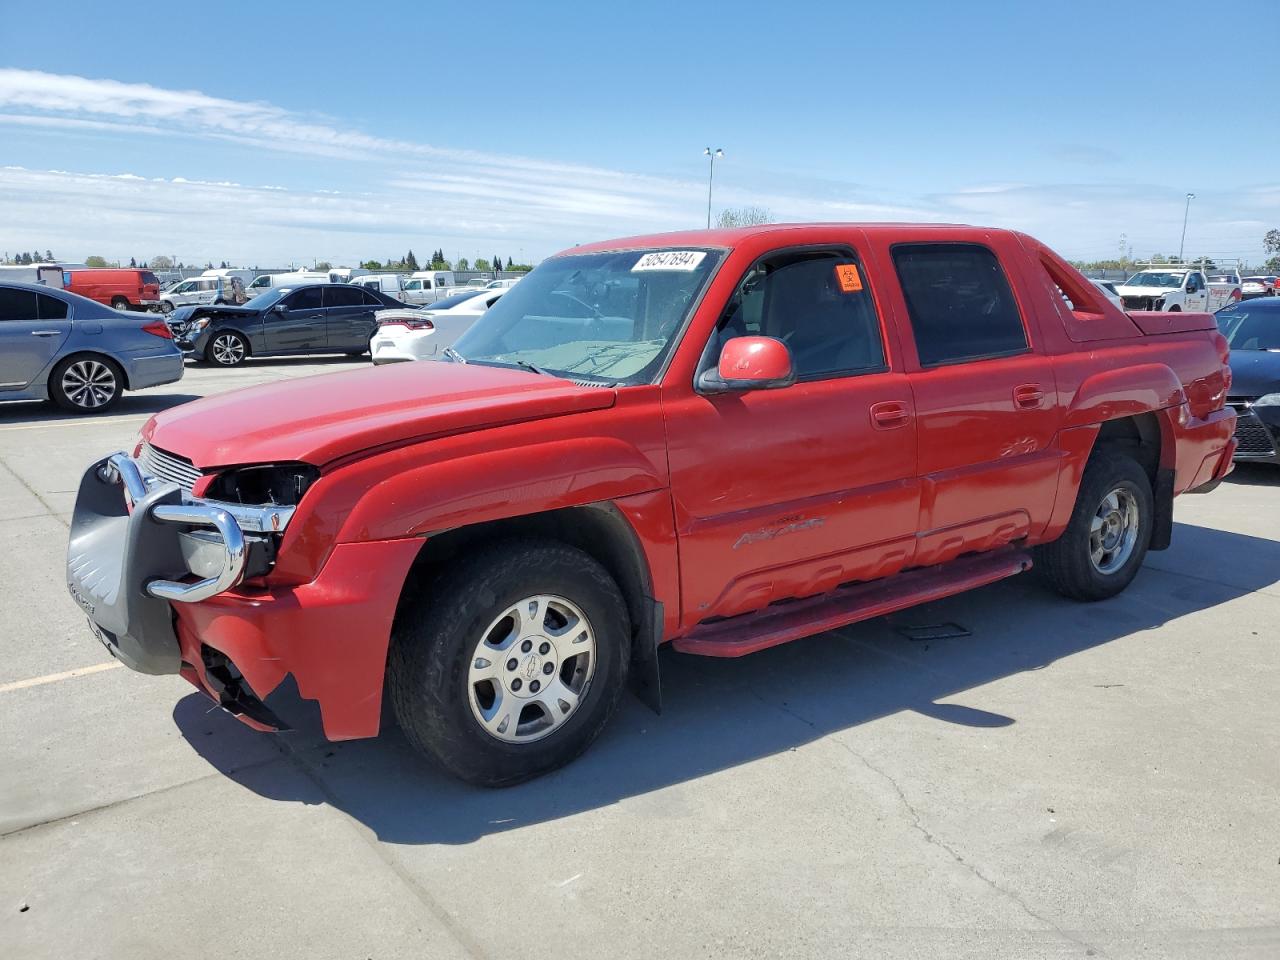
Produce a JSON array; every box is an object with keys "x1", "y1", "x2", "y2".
[
  {"x1": 870, "y1": 400, "x2": 911, "y2": 430},
  {"x1": 31, "y1": 330, "x2": 62, "y2": 337},
  {"x1": 1014, "y1": 383, "x2": 1045, "y2": 409}
]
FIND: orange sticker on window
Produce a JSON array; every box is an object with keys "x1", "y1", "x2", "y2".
[{"x1": 835, "y1": 263, "x2": 863, "y2": 293}]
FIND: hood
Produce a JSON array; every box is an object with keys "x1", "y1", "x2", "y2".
[
  {"x1": 171, "y1": 303, "x2": 259, "y2": 323},
  {"x1": 1227, "y1": 349, "x2": 1280, "y2": 398},
  {"x1": 142, "y1": 361, "x2": 614, "y2": 468}
]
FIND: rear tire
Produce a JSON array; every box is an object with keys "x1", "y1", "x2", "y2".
[
  {"x1": 388, "y1": 538, "x2": 629, "y2": 787},
  {"x1": 110, "y1": 297, "x2": 130, "y2": 311},
  {"x1": 49, "y1": 355, "x2": 123, "y2": 413},
  {"x1": 1036, "y1": 451, "x2": 1153, "y2": 601}
]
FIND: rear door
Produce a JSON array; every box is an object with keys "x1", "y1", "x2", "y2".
[
  {"x1": 884, "y1": 237, "x2": 1061, "y2": 565},
  {"x1": 0, "y1": 287, "x2": 71, "y2": 391},
  {"x1": 265, "y1": 287, "x2": 326, "y2": 352},
  {"x1": 323, "y1": 285, "x2": 379, "y2": 349}
]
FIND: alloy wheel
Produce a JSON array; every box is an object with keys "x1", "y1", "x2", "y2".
[
  {"x1": 1089, "y1": 486, "x2": 1140, "y2": 575},
  {"x1": 61, "y1": 359, "x2": 118, "y2": 410},
  {"x1": 211, "y1": 334, "x2": 246, "y2": 365},
  {"x1": 466, "y1": 594, "x2": 597, "y2": 743}
]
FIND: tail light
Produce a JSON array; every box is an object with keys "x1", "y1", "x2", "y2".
[
  {"x1": 380, "y1": 317, "x2": 434, "y2": 331},
  {"x1": 142, "y1": 319, "x2": 173, "y2": 339}
]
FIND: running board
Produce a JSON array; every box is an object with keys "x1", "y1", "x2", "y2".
[{"x1": 672, "y1": 549, "x2": 1033, "y2": 658}]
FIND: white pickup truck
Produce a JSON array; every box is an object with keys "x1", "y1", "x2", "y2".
[
  {"x1": 1116, "y1": 264, "x2": 1241, "y2": 313},
  {"x1": 399, "y1": 270, "x2": 458, "y2": 306}
]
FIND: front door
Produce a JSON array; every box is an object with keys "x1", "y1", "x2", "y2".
[
  {"x1": 1184, "y1": 272, "x2": 1209, "y2": 312},
  {"x1": 265, "y1": 287, "x2": 326, "y2": 352},
  {"x1": 885, "y1": 239, "x2": 1061, "y2": 566},
  {"x1": 0, "y1": 287, "x2": 71, "y2": 390},
  {"x1": 323, "y1": 285, "x2": 378, "y2": 349},
  {"x1": 664, "y1": 244, "x2": 920, "y2": 628}
]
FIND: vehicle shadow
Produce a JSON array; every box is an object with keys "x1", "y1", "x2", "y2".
[
  {"x1": 174, "y1": 520, "x2": 1279, "y2": 845},
  {"x1": 0, "y1": 392, "x2": 202, "y2": 424},
  {"x1": 1226, "y1": 462, "x2": 1280, "y2": 487}
]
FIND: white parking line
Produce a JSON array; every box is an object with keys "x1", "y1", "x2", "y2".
[
  {"x1": 0, "y1": 661, "x2": 122, "y2": 694},
  {"x1": 0, "y1": 415, "x2": 153, "y2": 433}
]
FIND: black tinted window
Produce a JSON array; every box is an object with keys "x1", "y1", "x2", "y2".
[
  {"x1": 359, "y1": 289, "x2": 384, "y2": 306},
  {"x1": 0, "y1": 287, "x2": 39, "y2": 322},
  {"x1": 324, "y1": 286, "x2": 365, "y2": 307},
  {"x1": 37, "y1": 293, "x2": 68, "y2": 320},
  {"x1": 892, "y1": 243, "x2": 1028, "y2": 366},
  {"x1": 716, "y1": 249, "x2": 885, "y2": 380},
  {"x1": 284, "y1": 287, "x2": 324, "y2": 310}
]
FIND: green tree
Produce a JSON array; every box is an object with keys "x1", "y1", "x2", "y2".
[
  {"x1": 1263, "y1": 228, "x2": 1280, "y2": 256},
  {"x1": 18, "y1": 252, "x2": 31, "y2": 265},
  {"x1": 85, "y1": 255, "x2": 109, "y2": 268},
  {"x1": 405, "y1": 250, "x2": 419, "y2": 271},
  {"x1": 44, "y1": 249, "x2": 53, "y2": 261},
  {"x1": 716, "y1": 206, "x2": 772, "y2": 228},
  {"x1": 456, "y1": 256, "x2": 469, "y2": 271},
  {"x1": 474, "y1": 258, "x2": 491, "y2": 272},
  {"x1": 150, "y1": 255, "x2": 173, "y2": 269},
  {"x1": 361, "y1": 259, "x2": 383, "y2": 270},
  {"x1": 314, "y1": 260, "x2": 332, "y2": 271}
]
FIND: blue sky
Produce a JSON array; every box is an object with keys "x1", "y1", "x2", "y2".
[{"x1": 2, "y1": 0, "x2": 1278, "y2": 267}]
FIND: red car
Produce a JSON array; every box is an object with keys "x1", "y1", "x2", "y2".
[
  {"x1": 67, "y1": 224, "x2": 1236, "y2": 785},
  {"x1": 67, "y1": 268, "x2": 161, "y2": 311}
]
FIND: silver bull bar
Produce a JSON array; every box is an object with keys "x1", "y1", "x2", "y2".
[{"x1": 99, "y1": 453, "x2": 248, "y2": 603}]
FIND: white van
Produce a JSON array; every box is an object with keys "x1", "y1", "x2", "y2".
[
  {"x1": 0, "y1": 263, "x2": 65, "y2": 288},
  {"x1": 160, "y1": 275, "x2": 246, "y2": 312},
  {"x1": 400, "y1": 270, "x2": 457, "y2": 306},
  {"x1": 354, "y1": 273, "x2": 405, "y2": 297},
  {"x1": 201, "y1": 268, "x2": 256, "y2": 285},
  {"x1": 245, "y1": 271, "x2": 333, "y2": 297}
]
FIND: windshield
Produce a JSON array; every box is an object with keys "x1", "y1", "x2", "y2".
[
  {"x1": 1125, "y1": 271, "x2": 1186, "y2": 288},
  {"x1": 1217, "y1": 308, "x2": 1280, "y2": 351},
  {"x1": 244, "y1": 287, "x2": 289, "y2": 310},
  {"x1": 427, "y1": 290, "x2": 485, "y2": 310},
  {"x1": 452, "y1": 248, "x2": 722, "y2": 384}
]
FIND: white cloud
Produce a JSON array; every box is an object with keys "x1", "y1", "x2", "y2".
[{"x1": 0, "y1": 69, "x2": 1274, "y2": 265}]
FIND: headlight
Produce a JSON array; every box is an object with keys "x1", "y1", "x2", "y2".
[
  {"x1": 1253, "y1": 393, "x2": 1280, "y2": 407},
  {"x1": 192, "y1": 317, "x2": 211, "y2": 331},
  {"x1": 205, "y1": 463, "x2": 320, "y2": 506}
]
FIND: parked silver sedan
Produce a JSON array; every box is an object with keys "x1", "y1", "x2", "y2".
[{"x1": 0, "y1": 282, "x2": 185, "y2": 413}]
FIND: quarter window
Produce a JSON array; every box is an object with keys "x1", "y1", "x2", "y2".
[
  {"x1": 714, "y1": 249, "x2": 886, "y2": 380},
  {"x1": 891, "y1": 243, "x2": 1028, "y2": 366}
]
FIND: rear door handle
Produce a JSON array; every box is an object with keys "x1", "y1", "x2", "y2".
[
  {"x1": 1014, "y1": 383, "x2": 1045, "y2": 409},
  {"x1": 870, "y1": 400, "x2": 911, "y2": 430},
  {"x1": 31, "y1": 330, "x2": 62, "y2": 337}
]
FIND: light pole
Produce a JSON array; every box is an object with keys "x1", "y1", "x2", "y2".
[
  {"x1": 1178, "y1": 192, "x2": 1195, "y2": 261},
  {"x1": 704, "y1": 147, "x2": 723, "y2": 229}
]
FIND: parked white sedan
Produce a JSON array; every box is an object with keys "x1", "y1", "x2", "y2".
[{"x1": 369, "y1": 288, "x2": 506, "y2": 364}]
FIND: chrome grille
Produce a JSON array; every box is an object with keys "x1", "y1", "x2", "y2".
[{"x1": 138, "y1": 442, "x2": 202, "y2": 492}]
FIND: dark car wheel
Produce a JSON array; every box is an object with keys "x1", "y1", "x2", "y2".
[
  {"x1": 206, "y1": 331, "x2": 249, "y2": 367},
  {"x1": 49, "y1": 355, "x2": 123, "y2": 413},
  {"x1": 110, "y1": 297, "x2": 130, "y2": 311},
  {"x1": 388, "y1": 538, "x2": 630, "y2": 787},
  {"x1": 1036, "y1": 451, "x2": 1153, "y2": 601}
]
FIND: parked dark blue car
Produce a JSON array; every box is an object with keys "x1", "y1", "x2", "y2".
[
  {"x1": 170, "y1": 283, "x2": 405, "y2": 367},
  {"x1": 1217, "y1": 298, "x2": 1280, "y2": 465}
]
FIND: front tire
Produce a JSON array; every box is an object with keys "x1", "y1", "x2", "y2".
[
  {"x1": 388, "y1": 538, "x2": 629, "y2": 787},
  {"x1": 1037, "y1": 451, "x2": 1153, "y2": 601},
  {"x1": 49, "y1": 355, "x2": 123, "y2": 413},
  {"x1": 205, "y1": 331, "x2": 249, "y2": 367}
]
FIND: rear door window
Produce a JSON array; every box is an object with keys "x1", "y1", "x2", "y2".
[
  {"x1": 37, "y1": 293, "x2": 69, "y2": 320},
  {"x1": 323, "y1": 286, "x2": 365, "y2": 308},
  {"x1": 891, "y1": 243, "x2": 1028, "y2": 366}
]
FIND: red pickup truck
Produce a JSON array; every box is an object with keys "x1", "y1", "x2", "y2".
[{"x1": 67, "y1": 224, "x2": 1236, "y2": 785}]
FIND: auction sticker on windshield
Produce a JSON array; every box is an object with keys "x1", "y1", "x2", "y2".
[{"x1": 632, "y1": 251, "x2": 707, "y2": 272}]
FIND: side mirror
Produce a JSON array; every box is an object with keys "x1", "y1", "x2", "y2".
[
  {"x1": 697, "y1": 335, "x2": 795, "y2": 393},
  {"x1": 271, "y1": 303, "x2": 288, "y2": 314}
]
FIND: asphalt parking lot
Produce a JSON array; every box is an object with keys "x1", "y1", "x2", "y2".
[{"x1": 1, "y1": 358, "x2": 1278, "y2": 960}]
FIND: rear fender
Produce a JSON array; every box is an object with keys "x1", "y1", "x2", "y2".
[{"x1": 1061, "y1": 363, "x2": 1185, "y2": 430}]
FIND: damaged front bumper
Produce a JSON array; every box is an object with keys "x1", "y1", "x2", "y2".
[{"x1": 65, "y1": 451, "x2": 421, "y2": 739}]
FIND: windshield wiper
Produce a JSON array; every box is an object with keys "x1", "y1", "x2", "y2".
[
  {"x1": 509, "y1": 359, "x2": 554, "y2": 377},
  {"x1": 443, "y1": 347, "x2": 466, "y2": 364}
]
